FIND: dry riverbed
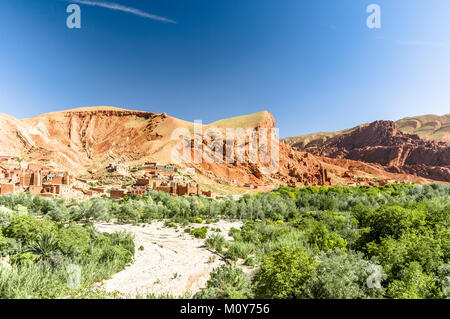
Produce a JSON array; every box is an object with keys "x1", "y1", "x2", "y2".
[{"x1": 94, "y1": 220, "x2": 243, "y2": 298}]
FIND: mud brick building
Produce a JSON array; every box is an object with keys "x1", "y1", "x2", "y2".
[
  {"x1": 136, "y1": 178, "x2": 152, "y2": 186},
  {"x1": 0, "y1": 161, "x2": 73, "y2": 197},
  {"x1": 27, "y1": 163, "x2": 43, "y2": 171},
  {"x1": 184, "y1": 168, "x2": 196, "y2": 175},
  {"x1": 90, "y1": 187, "x2": 106, "y2": 194},
  {"x1": 110, "y1": 189, "x2": 128, "y2": 199},
  {"x1": 111, "y1": 179, "x2": 207, "y2": 199},
  {"x1": 129, "y1": 186, "x2": 147, "y2": 196},
  {"x1": 142, "y1": 162, "x2": 158, "y2": 169},
  {"x1": 0, "y1": 183, "x2": 15, "y2": 195},
  {"x1": 42, "y1": 184, "x2": 70, "y2": 196},
  {"x1": 171, "y1": 175, "x2": 183, "y2": 182},
  {"x1": 0, "y1": 156, "x2": 17, "y2": 164}
]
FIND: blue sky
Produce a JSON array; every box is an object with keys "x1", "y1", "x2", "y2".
[{"x1": 0, "y1": 0, "x2": 449, "y2": 138}]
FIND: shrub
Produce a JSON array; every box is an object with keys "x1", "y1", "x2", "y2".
[
  {"x1": 0, "y1": 264, "x2": 67, "y2": 298},
  {"x1": 357, "y1": 205, "x2": 427, "y2": 246},
  {"x1": 387, "y1": 262, "x2": 441, "y2": 299},
  {"x1": 4, "y1": 215, "x2": 57, "y2": 244},
  {"x1": 0, "y1": 206, "x2": 13, "y2": 228},
  {"x1": 47, "y1": 205, "x2": 70, "y2": 223},
  {"x1": 190, "y1": 227, "x2": 208, "y2": 239},
  {"x1": 224, "y1": 242, "x2": 256, "y2": 261},
  {"x1": 0, "y1": 233, "x2": 9, "y2": 257},
  {"x1": 29, "y1": 232, "x2": 58, "y2": 263},
  {"x1": 165, "y1": 221, "x2": 177, "y2": 229},
  {"x1": 305, "y1": 222, "x2": 348, "y2": 253},
  {"x1": 366, "y1": 231, "x2": 445, "y2": 278},
  {"x1": 303, "y1": 249, "x2": 385, "y2": 299},
  {"x1": 194, "y1": 265, "x2": 252, "y2": 299},
  {"x1": 9, "y1": 252, "x2": 37, "y2": 267},
  {"x1": 57, "y1": 225, "x2": 91, "y2": 257},
  {"x1": 437, "y1": 264, "x2": 450, "y2": 298},
  {"x1": 205, "y1": 234, "x2": 226, "y2": 253},
  {"x1": 253, "y1": 247, "x2": 318, "y2": 298},
  {"x1": 0, "y1": 184, "x2": 449, "y2": 299},
  {"x1": 109, "y1": 231, "x2": 135, "y2": 256},
  {"x1": 99, "y1": 246, "x2": 133, "y2": 270}
]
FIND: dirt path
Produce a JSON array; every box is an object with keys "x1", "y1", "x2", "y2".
[{"x1": 95, "y1": 220, "x2": 242, "y2": 298}]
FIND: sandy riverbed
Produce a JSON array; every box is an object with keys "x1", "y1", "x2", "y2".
[{"x1": 95, "y1": 220, "x2": 242, "y2": 298}]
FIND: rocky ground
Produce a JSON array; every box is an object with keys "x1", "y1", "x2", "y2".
[{"x1": 94, "y1": 220, "x2": 243, "y2": 298}]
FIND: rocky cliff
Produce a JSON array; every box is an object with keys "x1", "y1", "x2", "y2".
[{"x1": 301, "y1": 121, "x2": 449, "y2": 182}]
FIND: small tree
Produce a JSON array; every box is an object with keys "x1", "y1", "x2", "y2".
[{"x1": 253, "y1": 246, "x2": 318, "y2": 298}]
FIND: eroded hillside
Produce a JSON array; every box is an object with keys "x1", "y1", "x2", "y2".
[{"x1": 0, "y1": 107, "x2": 438, "y2": 190}]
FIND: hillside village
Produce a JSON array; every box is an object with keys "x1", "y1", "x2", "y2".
[{"x1": 0, "y1": 156, "x2": 216, "y2": 200}]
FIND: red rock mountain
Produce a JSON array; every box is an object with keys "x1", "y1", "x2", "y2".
[
  {"x1": 294, "y1": 120, "x2": 449, "y2": 182},
  {"x1": 0, "y1": 107, "x2": 438, "y2": 189}
]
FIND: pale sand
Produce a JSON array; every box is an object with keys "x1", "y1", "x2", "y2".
[{"x1": 95, "y1": 220, "x2": 242, "y2": 298}]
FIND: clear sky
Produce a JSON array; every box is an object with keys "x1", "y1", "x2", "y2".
[{"x1": 0, "y1": 0, "x2": 449, "y2": 138}]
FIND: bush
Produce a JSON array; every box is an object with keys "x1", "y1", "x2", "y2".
[
  {"x1": 366, "y1": 231, "x2": 445, "y2": 278},
  {"x1": 29, "y1": 232, "x2": 58, "y2": 263},
  {"x1": 165, "y1": 221, "x2": 177, "y2": 229},
  {"x1": 205, "y1": 234, "x2": 226, "y2": 253},
  {"x1": 0, "y1": 184, "x2": 449, "y2": 299},
  {"x1": 356, "y1": 205, "x2": 427, "y2": 246},
  {"x1": 253, "y1": 247, "x2": 318, "y2": 298},
  {"x1": 224, "y1": 242, "x2": 256, "y2": 261},
  {"x1": 57, "y1": 225, "x2": 91, "y2": 258},
  {"x1": 109, "y1": 231, "x2": 135, "y2": 256},
  {"x1": 195, "y1": 265, "x2": 252, "y2": 299},
  {"x1": 9, "y1": 252, "x2": 37, "y2": 267},
  {"x1": 0, "y1": 264, "x2": 67, "y2": 298},
  {"x1": 0, "y1": 206, "x2": 13, "y2": 228},
  {"x1": 98, "y1": 246, "x2": 133, "y2": 270},
  {"x1": 305, "y1": 222, "x2": 348, "y2": 253},
  {"x1": 0, "y1": 233, "x2": 8, "y2": 257},
  {"x1": 4, "y1": 215, "x2": 57, "y2": 244},
  {"x1": 190, "y1": 227, "x2": 208, "y2": 239},
  {"x1": 387, "y1": 262, "x2": 441, "y2": 299},
  {"x1": 303, "y1": 249, "x2": 385, "y2": 299}
]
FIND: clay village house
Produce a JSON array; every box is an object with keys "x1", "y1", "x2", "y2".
[
  {"x1": 184, "y1": 168, "x2": 196, "y2": 175},
  {"x1": 0, "y1": 156, "x2": 19, "y2": 164},
  {"x1": 111, "y1": 180, "x2": 203, "y2": 199},
  {"x1": 0, "y1": 160, "x2": 213, "y2": 199},
  {"x1": 111, "y1": 174, "x2": 214, "y2": 199},
  {"x1": 0, "y1": 162, "x2": 73, "y2": 197}
]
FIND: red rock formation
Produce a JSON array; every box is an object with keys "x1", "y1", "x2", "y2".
[
  {"x1": 301, "y1": 121, "x2": 449, "y2": 182},
  {"x1": 0, "y1": 107, "x2": 438, "y2": 189}
]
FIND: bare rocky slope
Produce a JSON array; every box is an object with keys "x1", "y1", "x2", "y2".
[
  {"x1": 0, "y1": 107, "x2": 436, "y2": 188},
  {"x1": 283, "y1": 114, "x2": 450, "y2": 149},
  {"x1": 288, "y1": 120, "x2": 449, "y2": 182}
]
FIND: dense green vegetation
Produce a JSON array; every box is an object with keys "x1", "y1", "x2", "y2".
[
  {"x1": 0, "y1": 204, "x2": 134, "y2": 298},
  {"x1": 198, "y1": 184, "x2": 449, "y2": 299},
  {"x1": 0, "y1": 183, "x2": 449, "y2": 299}
]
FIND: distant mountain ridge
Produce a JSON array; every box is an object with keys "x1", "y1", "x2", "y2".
[
  {"x1": 396, "y1": 114, "x2": 450, "y2": 142},
  {"x1": 283, "y1": 118, "x2": 450, "y2": 182},
  {"x1": 283, "y1": 114, "x2": 450, "y2": 149}
]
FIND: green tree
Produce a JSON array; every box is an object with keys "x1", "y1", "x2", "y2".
[
  {"x1": 303, "y1": 249, "x2": 385, "y2": 299},
  {"x1": 387, "y1": 262, "x2": 441, "y2": 299},
  {"x1": 253, "y1": 247, "x2": 318, "y2": 298},
  {"x1": 29, "y1": 232, "x2": 58, "y2": 262}
]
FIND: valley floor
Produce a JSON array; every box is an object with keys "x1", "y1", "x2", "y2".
[{"x1": 95, "y1": 220, "x2": 243, "y2": 298}]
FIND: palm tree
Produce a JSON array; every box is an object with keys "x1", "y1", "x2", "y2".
[{"x1": 29, "y1": 232, "x2": 57, "y2": 262}]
